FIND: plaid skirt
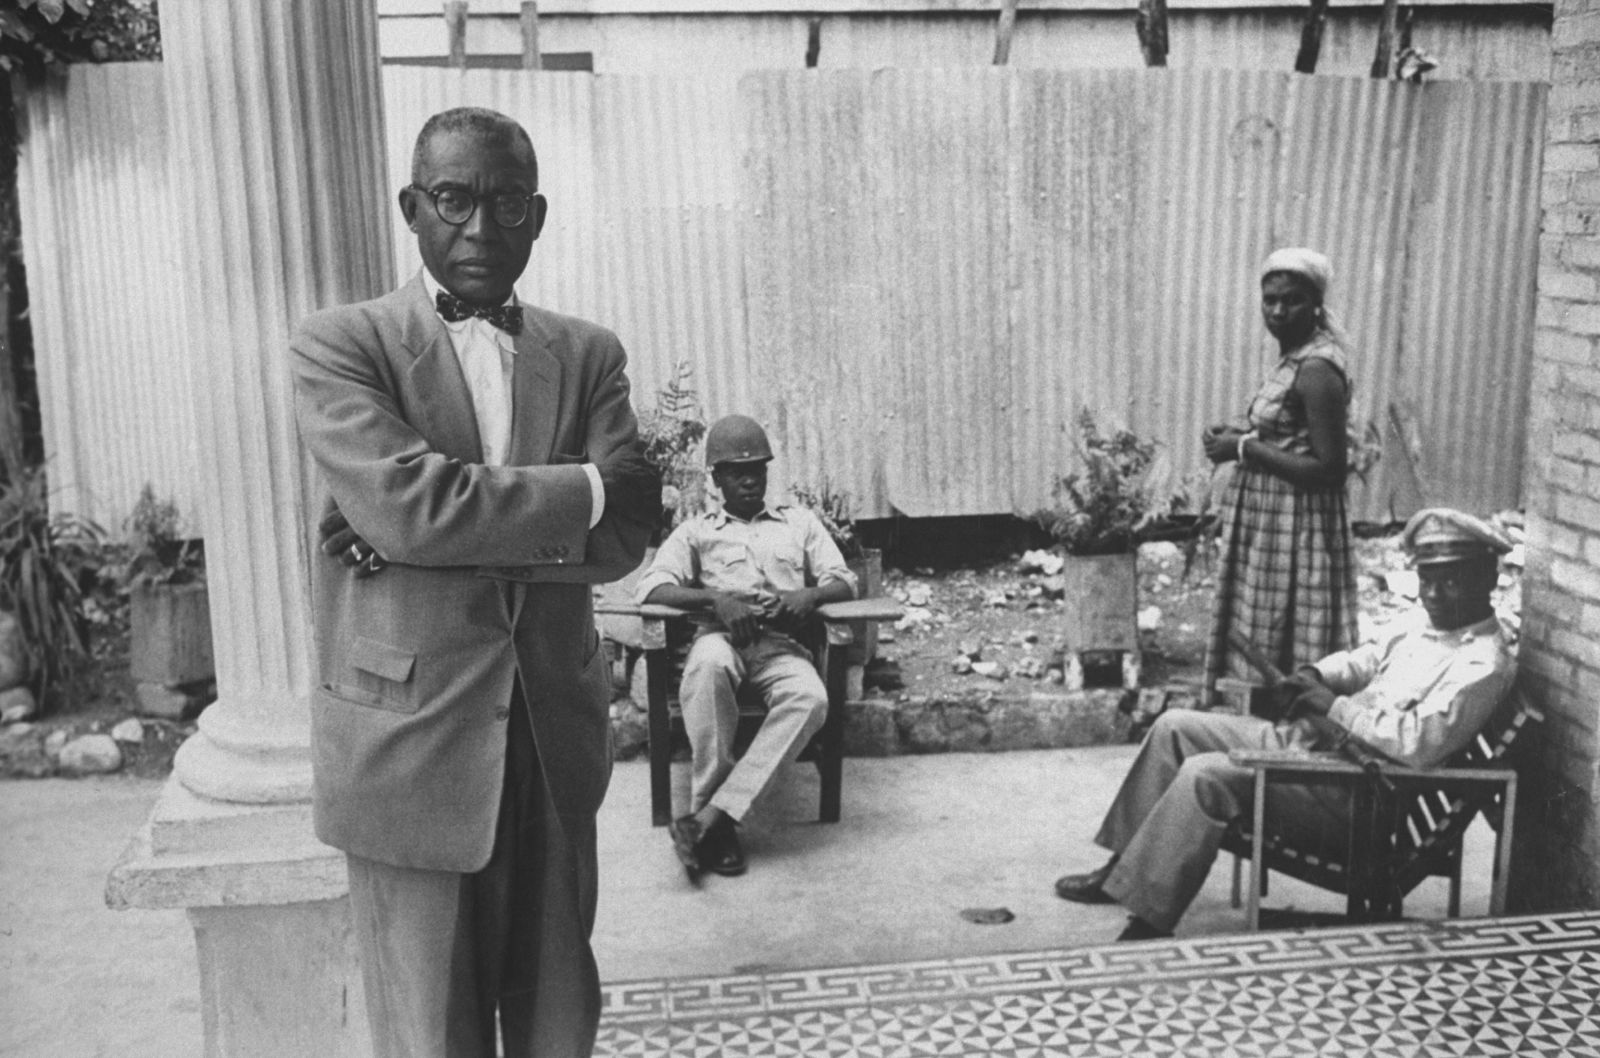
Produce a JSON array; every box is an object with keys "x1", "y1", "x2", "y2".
[{"x1": 1203, "y1": 467, "x2": 1359, "y2": 693}]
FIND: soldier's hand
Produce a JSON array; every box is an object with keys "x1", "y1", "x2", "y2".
[
  {"x1": 712, "y1": 595, "x2": 760, "y2": 648},
  {"x1": 318, "y1": 507, "x2": 386, "y2": 579},
  {"x1": 772, "y1": 588, "x2": 820, "y2": 629},
  {"x1": 598, "y1": 448, "x2": 664, "y2": 528}
]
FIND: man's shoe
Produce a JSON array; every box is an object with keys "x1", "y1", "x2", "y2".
[
  {"x1": 668, "y1": 816, "x2": 703, "y2": 882},
  {"x1": 1054, "y1": 859, "x2": 1118, "y2": 904},
  {"x1": 1115, "y1": 916, "x2": 1174, "y2": 942},
  {"x1": 698, "y1": 817, "x2": 747, "y2": 877}
]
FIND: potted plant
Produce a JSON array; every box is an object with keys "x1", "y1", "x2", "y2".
[
  {"x1": 790, "y1": 480, "x2": 881, "y2": 666},
  {"x1": 1023, "y1": 409, "x2": 1157, "y2": 670},
  {"x1": 636, "y1": 360, "x2": 709, "y2": 545},
  {"x1": 121, "y1": 486, "x2": 212, "y2": 699}
]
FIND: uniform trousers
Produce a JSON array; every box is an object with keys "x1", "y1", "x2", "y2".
[
  {"x1": 680, "y1": 631, "x2": 828, "y2": 821},
  {"x1": 1097, "y1": 709, "x2": 1351, "y2": 932},
  {"x1": 345, "y1": 687, "x2": 601, "y2": 1058}
]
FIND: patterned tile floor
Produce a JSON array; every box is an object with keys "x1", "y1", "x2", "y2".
[{"x1": 598, "y1": 911, "x2": 1600, "y2": 1057}]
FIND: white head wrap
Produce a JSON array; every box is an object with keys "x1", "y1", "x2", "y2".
[{"x1": 1261, "y1": 246, "x2": 1345, "y2": 346}]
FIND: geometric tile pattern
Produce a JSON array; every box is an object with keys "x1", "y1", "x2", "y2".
[{"x1": 598, "y1": 911, "x2": 1600, "y2": 1057}]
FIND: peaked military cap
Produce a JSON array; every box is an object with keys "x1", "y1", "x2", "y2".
[{"x1": 1402, "y1": 508, "x2": 1513, "y2": 567}]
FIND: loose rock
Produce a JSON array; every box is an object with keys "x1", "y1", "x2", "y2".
[
  {"x1": 0, "y1": 685, "x2": 38, "y2": 724},
  {"x1": 58, "y1": 733, "x2": 123, "y2": 775},
  {"x1": 1015, "y1": 657, "x2": 1045, "y2": 679},
  {"x1": 957, "y1": 641, "x2": 983, "y2": 661},
  {"x1": 972, "y1": 661, "x2": 1007, "y2": 680},
  {"x1": 44, "y1": 729, "x2": 69, "y2": 758},
  {"x1": 951, "y1": 655, "x2": 973, "y2": 675},
  {"x1": 982, "y1": 589, "x2": 1009, "y2": 608},
  {"x1": 111, "y1": 717, "x2": 146, "y2": 744},
  {"x1": 896, "y1": 607, "x2": 934, "y2": 632},
  {"x1": 1018, "y1": 549, "x2": 1064, "y2": 576},
  {"x1": 1137, "y1": 606, "x2": 1163, "y2": 632},
  {"x1": 904, "y1": 583, "x2": 933, "y2": 607}
]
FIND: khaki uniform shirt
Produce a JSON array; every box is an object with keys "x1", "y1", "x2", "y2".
[
  {"x1": 1313, "y1": 613, "x2": 1514, "y2": 768},
  {"x1": 635, "y1": 504, "x2": 857, "y2": 640}
]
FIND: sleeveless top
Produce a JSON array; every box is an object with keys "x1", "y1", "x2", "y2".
[{"x1": 1243, "y1": 331, "x2": 1351, "y2": 458}]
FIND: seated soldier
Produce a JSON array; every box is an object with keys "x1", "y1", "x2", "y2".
[
  {"x1": 636, "y1": 414, "x2": 856, "y2": 880},
  {"x1": 1054, "y1": 507, "x2": 1516, "y2": 940}
]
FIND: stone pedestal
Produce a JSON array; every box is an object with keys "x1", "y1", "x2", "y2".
[
  {"x1": 106, "y1": 785, "x2": 367, "y2": 1058},
  {"x1": 106, "y1": 0, "x2": 392, "y2": 1054}
]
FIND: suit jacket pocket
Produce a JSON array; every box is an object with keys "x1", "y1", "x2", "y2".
[{"x1": 322, "y1": 636, "x2": 419, "y2": 714}]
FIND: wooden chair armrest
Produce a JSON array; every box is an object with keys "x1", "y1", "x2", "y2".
[
  {"x1": 1228, "y1": 749, "x2": 1517, "y2": 787},
  {"x1": 816, "y1": 598, "x2": 905, "y2": 623}
]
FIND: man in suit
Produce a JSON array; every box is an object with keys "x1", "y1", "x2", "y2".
[{"x1": 290, "y1": 107, "x2": 659, "y2": 1058}]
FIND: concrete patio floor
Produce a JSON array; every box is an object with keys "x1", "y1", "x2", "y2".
[{"x1": 2, "y1": 746, "x2": 1502, "y2": 1058}]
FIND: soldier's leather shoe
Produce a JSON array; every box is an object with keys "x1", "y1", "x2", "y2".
[
  {"x1": 699, "y1": 818, "x2": 747, "y2": 877},
  {"x1": 1054, "y1": 858, "x2": 1119, "y2": 904}
]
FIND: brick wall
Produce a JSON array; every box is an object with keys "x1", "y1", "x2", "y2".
[{"x1": 1514, "y1": 0, "x2": 1600, "y2": 911}]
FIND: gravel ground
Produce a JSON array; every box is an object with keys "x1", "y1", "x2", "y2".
[{"x1": 872, "y1": 527, "x2": 1524, "y2": 703}]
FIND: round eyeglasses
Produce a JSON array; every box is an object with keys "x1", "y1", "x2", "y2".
[{"x1": 408, "y1": 184, "x2": 538, "y2": 229}]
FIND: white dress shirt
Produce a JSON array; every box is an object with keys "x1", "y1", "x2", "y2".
[{"x1": 422, "y1": 271, "x2": 603, "y2": 527}]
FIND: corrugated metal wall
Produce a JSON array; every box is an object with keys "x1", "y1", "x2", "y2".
[
  {"x1": 22, "y1": 65, "x2": 1544, "y2": 528},
  {"x1": 16, "y1": 64, "x2": 204, "y2": 532}
]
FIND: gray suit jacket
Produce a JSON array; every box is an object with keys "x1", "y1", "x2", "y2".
[{"x1": 290, "y1": 274, "x2": 650, "y2": 871}]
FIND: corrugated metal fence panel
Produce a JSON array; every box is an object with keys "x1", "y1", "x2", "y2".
[
  {"x1": 738, "y1": 67, "x2": 1543, "y2": 521},
  {"x1": 590, "y1": 75, "x2": 747, "y2": 419},
  {"x1": 16, "y1": 64, "x2": 203, "y2": 533},
  {"x1": 1396, "y1": 79, "x2": 1545, "y2": 518}
]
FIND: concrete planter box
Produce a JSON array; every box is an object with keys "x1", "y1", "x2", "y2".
[
  {"x1": 1059, "y1": 550, "x2": 1140, "y2": 688},
  {"x1": 130, "y1": 582, "x2": 214, "y2": 685},
  {"x1": 844, "y1": 548, "x2": 884, "y2": 667}
]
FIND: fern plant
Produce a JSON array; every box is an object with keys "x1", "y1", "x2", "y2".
[
  {"x1": 1024, "y1": 408, "x2": 1157, "y2": 556},
  {"x1": 636, "y1": 361, "x2": 708, "y2": 532},
  {"x1": 122, "y1": 485, "x2": 205, "y2": 589},
  {"x1": 790, "y1": 480, "x2": 864, "y2": 561}
]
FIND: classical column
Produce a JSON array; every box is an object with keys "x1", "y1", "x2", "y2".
[
  {"x1": 161, "y1": 0, "x2": 392, "y2": 802},
  {"x1": 107, "y1": 2, "x2": 392, "y2": 1055}
]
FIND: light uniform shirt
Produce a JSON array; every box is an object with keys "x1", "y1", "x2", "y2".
[
  {"x1": 1311, "y1": 612, "x2": 1514, "y2": 768},
  {"x1": 422, "y1": 270, "x2": 603, "y2": 526},
  {"x1": 635, "y1": 503, "x2": 858, "y2": 639}
]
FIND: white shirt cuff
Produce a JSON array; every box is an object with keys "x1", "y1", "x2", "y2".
[{"x1": 583, "y1": 463, "x2": 604, "y2": 528}]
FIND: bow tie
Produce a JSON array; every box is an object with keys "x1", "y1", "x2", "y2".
[{"x1": 435, "y1": 290, "x2": 523, "y2": 335}]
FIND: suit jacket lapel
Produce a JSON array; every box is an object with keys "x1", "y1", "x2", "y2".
[
  {"x1": 507, "y1": 310, "x2": 562, "y2": 467},
  {"x1": 398, "y1": 274, "x2": 484, "y2": 463}
]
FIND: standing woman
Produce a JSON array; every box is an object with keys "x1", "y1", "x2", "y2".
[{"x1": 1202, "y1": 247, "x2": 1360, "y2": 701}]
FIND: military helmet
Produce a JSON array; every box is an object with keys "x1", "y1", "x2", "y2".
[{"x1": 704, "y1": 414, "x2": 773, "y2": 467}]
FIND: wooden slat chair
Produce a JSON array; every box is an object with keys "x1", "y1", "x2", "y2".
[
  {"x1": 1220, "y1": 684, "x2": 1540, "y2": 929},
  {"x1": 597, "y1": 599, "x2": 902, "y2": 827}
]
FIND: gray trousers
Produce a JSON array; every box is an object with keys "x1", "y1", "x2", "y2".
[
  {"x1": 1097, "y1": 709, "x2": 1351, "y2": 932},
  {"x1": 680, "y1": 631, "x2": 828, "y2": 821},
  {"x1": 345, "y1": 690, "x2": 601, "y2": 1058}
]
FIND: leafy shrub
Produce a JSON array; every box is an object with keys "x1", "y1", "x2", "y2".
[
  {"x1": 0, "y1": 466, "x2": 112, "y2": 710},
  {"x1": 120, "y1": 484, "x2": 204, "y2": 589},
  {"x1": 1024, "y1": 409, "x2": 1157, "y2": 556},
  {"x1": 636, "y1": 361, "x2": 708, "y2": 534},
  {"x1": 790, "y1": 480, "x2": 863, "y2": 561}
]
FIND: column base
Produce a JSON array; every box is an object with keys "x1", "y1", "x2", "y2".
[{"x1": 108, "y1": 774, "x2": 369, "y2": 1058}]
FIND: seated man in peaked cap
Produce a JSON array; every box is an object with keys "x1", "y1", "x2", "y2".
[
  {"x1": 636, "y1": 414, "x2": 856, "y2": 880},
  {"x1": 1053, "y1": 507, "x2": 1517, "y2": 941}
]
